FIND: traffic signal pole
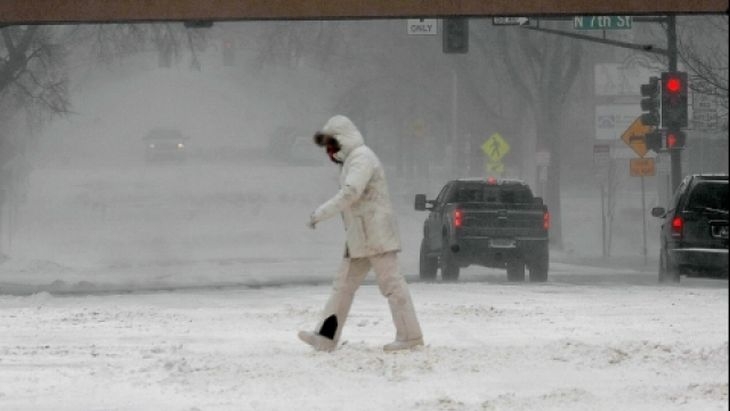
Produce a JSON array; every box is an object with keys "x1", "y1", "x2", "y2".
[
  {"x1": 524, "y1": 16, "x2": 683, "y2": 190},
  {"x1": 666, "y1": 15, "x2": 682, "y2": 192}
]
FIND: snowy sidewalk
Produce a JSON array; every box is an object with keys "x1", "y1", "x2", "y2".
[{"x1": 1, "y1": 280, "x2": 727, "y2": 411}]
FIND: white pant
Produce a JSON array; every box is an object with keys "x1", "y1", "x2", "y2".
[{"x1": 314, "y1": 251, "x2": 423, "y2": 344}]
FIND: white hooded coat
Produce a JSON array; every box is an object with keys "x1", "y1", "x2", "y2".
[{"x1": 311, "y1": 115, "x2": 401, "y2": 258}]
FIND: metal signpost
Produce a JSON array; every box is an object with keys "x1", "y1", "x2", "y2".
[
  {"x1": 593, "y1": 144, "x2": 610, "y2": 258},
  {"x1": 621, "y1": 117, "x2": 655, "y2": 265}
]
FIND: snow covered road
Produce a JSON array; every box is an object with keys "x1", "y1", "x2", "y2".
[{"x1": 1, "y1": 272, "x2": 727, "y2": 411}]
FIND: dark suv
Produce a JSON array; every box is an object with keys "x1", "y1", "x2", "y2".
[{"x1": 651, "y1": 174, "x2": 728, "y2": 282}]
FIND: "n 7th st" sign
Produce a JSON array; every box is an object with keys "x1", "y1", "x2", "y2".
[{"x1": 574, "y1": 16, "x2": 632, "y2": 30}]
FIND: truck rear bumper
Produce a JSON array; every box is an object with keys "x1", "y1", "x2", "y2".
[
  {"x1": 670, "y1": 248, "x2": 728, "y2": 277},
  {"x1": 451, "y1": 237, "x2": 547, "y2": 266}
]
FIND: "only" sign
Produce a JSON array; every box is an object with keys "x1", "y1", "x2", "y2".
[{"x1": 407, "y1": 19, "x2": 438, "y2": 35}]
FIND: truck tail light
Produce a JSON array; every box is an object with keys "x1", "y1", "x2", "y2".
[
  {"x1": 543, "y1": 211, "x2": 550, "y2": 230},
  {"x1": 454, "y1": 209, "x2": 463, "y2": 228},
  {"x1": 671, "y1": 215, "x2": 683, "y2": 238}
]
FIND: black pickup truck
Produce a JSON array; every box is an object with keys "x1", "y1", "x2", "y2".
[{"x1": 414, "y1": 178, "x2": 549, "y2": 282}]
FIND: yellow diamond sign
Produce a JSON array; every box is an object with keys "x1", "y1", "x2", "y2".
[
  {"x1": 482, "y1": 133, "x2": 510, "y2": 162},
  {"x1": 621, "y1": 116, "x2": 652, "y2": 158}
]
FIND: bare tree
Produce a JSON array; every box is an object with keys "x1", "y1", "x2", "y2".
[
  {"x1": 1, "y1": 26, "x2": 70, "y2": 116},
  {"x1": 493, "y1": 24, "x2": 583, "y2": 248},
  {"x1": 676, "y1": 15, "x2": 728, "y2": 120},
  {"x1": 1, "y1": 25, "x2": 71, "y2": 177},
  {"x1": 633, "y1": 16, "x2": 728, "y2": 123},
  {"x1": 71, "y1": 23, "x2": 208, "y2": 70}
]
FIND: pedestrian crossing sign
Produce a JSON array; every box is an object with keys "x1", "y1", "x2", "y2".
[{"x1": 482, "y1": 133, "x2": 510, "y2": 162}]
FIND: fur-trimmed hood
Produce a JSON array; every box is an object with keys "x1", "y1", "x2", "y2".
[
  {"x1": 313, "y1": 115, "x2": 364, "y2": 162},
  {"x1": 309, "y1": 114, "x2": 400, "y2": 258}
]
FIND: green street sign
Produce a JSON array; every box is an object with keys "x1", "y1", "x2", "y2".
[{"x1": 574, "y1": 16, "x2": 632, "y2": 30}]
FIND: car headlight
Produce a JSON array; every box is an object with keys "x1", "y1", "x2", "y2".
[
  {"x1": 149, "y1": 143, "x2": 156, "y2": 149},
  {"x1": 177, "y1": 143, "x2": 185, "y2": 149}
]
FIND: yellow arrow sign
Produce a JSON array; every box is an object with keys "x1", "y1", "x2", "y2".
[
  {"x1": 621, "y1": 116, "x2": 652, "y2": 158},
  {"x1": 482, "y1": 133, "x2": 510, "y2": 162}
]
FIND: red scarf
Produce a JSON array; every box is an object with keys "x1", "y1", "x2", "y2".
[{"x1": 326, "y1": 144, "x2": 342, "y2": 164}]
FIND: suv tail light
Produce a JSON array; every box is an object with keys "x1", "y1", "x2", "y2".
[
  {"x1": 454, "y1": 209, "x2": 463, "y2": 228},
  {"x1": 543, "y1": 211, "x2": 550, "y2": 230},
  {"x1": 671, "y1": 215, "x2": 683, "y2": 238}
]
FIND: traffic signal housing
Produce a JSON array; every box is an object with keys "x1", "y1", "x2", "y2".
[
  {"x1": 443, "y1": 18, "x2": 469, "y2": 54},
  {"x1": 640, "y1": 76, "x2": 660, "y2": 126},
  {"x1": 645, "y1": 130, "x2": 663, "y2": 152},
  {"x1": 661, "y1": 72, "x2": 688, "y2": 128},
  {"x1": 665, "y1": 129, "x2": 686, "y2": 150}
]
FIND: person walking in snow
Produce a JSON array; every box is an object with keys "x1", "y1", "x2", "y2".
[{"x1": 299, "y1": 115, "x2": 424, "y2": 352}]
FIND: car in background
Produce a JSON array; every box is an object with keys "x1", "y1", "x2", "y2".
[
  {"x1": 143, "y1": 128, "x2": 189, "y2": 162},
  {"x1": 651, "y1": 173, "x2": 728, "y2": 283}
]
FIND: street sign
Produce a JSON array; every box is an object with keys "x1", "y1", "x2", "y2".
[
  {"x1": 693, "y1": 111, "x2": 719, "y2": 130},
  {"x1": 594, "y1": 64, "x2": 660, "y2": 96},
  {"x1": 593, "y1": 144, "x2": 610, "y2": 180},
  {"x1": 593, "y1": 144, "x2": 610, "y2": 167},
  {"x1": 630, "y1": 158, "x2": 656, "y2": 177},
  {"x1": 574, "y1": 16, "x2": 632, "y2": 30},
  {"x1": 692, "y1": 80, "x2": 719, "y2": 130},
  {"x1": 482, "y1": 133, "x2": 510, "y2": 162},
  {"x1": 407, "y1": 19, "x2": 438, "y2": 35},
  {"x1": 492, "y1": 17, "x2": 530, "y2": 26},
  {"x1": 595, "y1": 104, "x2": 640, "y2": 140},
  {"x1": 621, "y1": 116, "x2": 652, "y2": 158}
]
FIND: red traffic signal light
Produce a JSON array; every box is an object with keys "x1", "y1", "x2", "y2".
[
  {"x1": 666, "y1": 77, "x2": 681, "y2": 93},
  {"x1": 661, "y1": 72, "x2": 688, "y2": 128},
  {"x1": 666, "y1": 130, "x2": 686, "y2": 149}
]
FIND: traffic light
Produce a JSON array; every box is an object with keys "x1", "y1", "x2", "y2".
[
  {"x1": 661, "y1": 72, "x2": 688, "y2": 128},
  {"x1": 665, "y1": 129, "x2": 686, "y2": 150},
  {"x1": 639, "y1": 76, "x2": 660, "y2": 126},
  {"x1": 645, "y1": 130, "x2": 663, "y2": 152},
  {"x1": 443, "y1": 18, "x2": 469, "y2": 54}
]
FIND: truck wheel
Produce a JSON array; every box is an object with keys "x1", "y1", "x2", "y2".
[
  {"x1": 528, "y1": 243, "x2": 549, "y2": 282},
  {"x1": 440, "y1": 246, "x2": 460, "y2": 282},
  {"x1": 506, "y1": 260, "x2": 525, "y2": 282},
  {"x1": 419, "y1": 238, "x2": 438, "y2": 281},
  {"x1": 658, "y1": 249, "x2": 679, "y2": 283}
]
